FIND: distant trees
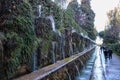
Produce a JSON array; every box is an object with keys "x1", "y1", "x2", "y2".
[
  {"x1": 79, "y1": 0, "x2": 96, "y2": 40},
  {"x1": 103, "y1": 7, "x2": 120, "y2": 44},
  {"x1": 68, "y1": 0, "x2": 96, "y2": 40},
  {"x1": 98, "y1": 31, "x2": 105, "y2": 38},
  {"x1": 100, "y1": 4, "x2": 120, "y2": 55}
]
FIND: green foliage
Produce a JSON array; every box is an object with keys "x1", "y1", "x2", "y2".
[
  {"x1": 3, "y1": 32, "x2": 23, "y2": 78},
  {"x1": 41, "y1": 1, "x2": 84, "y2": 33},
  {"x1": 6, "y1": 32, "x2": 23, "y2": 56},
  {"x1": 67, "y1": 0, "x2": 78, "y2": 12},
  {"x1": 0, "y1": 1, "x2": 36, "y2": 79},
  {"x1": 106, "y1": 43, "x2": 120, "y2": 56},
  {"x1": 29, "y1": 0, "x2": 39, "y2": 6},
  {"x1": 42, "y1": 1, "x2": 63, "y2": 29},
  {"x1": 73, "y1": 0, "x2": 96, "y2": 40},
  {"x1": 41, "y1": 40, "x2": 51, "y2": 55},
  {"x1": 103, "y1": 7, "x2": 120, "y2": 44},
  {"x1": 104, "y1": 28, "x2": 119, "y2": 44},
  {"x1": 103, "y1": 7, "x2": 120, "y2": 55},
  {"x1": 98, "y1": 31, "x2": 105, "y2": 38},
  {"x1": 12, "y1": 2, "x2": 36, "y2": 68},
  {"x1": 63, "y1": 9, "x2": 79, "y2": 29},
  {"x1": 0, "y1": 0, "x2": 96, "y2": 79}
]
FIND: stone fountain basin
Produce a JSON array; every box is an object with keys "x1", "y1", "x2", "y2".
[{"x1": 14, "y1": 46, "x2": 95, "y2": 80}]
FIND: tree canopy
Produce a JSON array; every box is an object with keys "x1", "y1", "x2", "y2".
[{"x1": 101, "y1": 3, "x2": 120, "y2": 55}]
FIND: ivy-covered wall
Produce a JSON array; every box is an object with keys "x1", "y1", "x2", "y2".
[
  {"x1": 0, "y1": 0, "x2": 36, "y2": 79},
  {"x1": 0, "y1": 0, "x2": 95, "y2": 79}
]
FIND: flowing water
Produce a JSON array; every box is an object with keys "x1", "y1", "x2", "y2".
[
  {"x1": 47, "y1": 15, "x2": 56, "y2": 32},
  {"x1": 38, "y1": 5, "x2": 41, "y2": 17},
  {"x1": 33, "y1": 50, "x2": 37, "y2": 71},
  {"x1": 74, "y1": 63, "x2": 80, "y2": 76},
  {"x1": 76, "y1": 47, "x2": 96, "y2": 80},
  {"x1": 65, "y1": 69, "x2": 72, "y2": 80},
  {"x1": 90, "y1": 46, "x2": 106, "y2": 80},
  {"x1": 69, "y1": 43, "x2": 74, "y2": 56},
  {"x1": 52, "y1": 41, "x2": 56, "y2": 63},
  {"x1": 59, "y1": 35, "x2": 65, "y2": 59},
  {"x1": 58, "y1": 31, "x2": 65, "y2": 59},
  {"x1": 78, "y1": 59, "x2": 84, "y2": 66}
]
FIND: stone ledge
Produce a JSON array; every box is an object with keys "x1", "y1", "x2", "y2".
[{"x1": 14, "y1": 46, "x2": 95, "y2": 80}]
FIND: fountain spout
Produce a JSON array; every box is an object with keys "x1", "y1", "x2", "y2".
[
  {"x1": 38, "y1": 5, "x2": 41, "y2": 17},
  {"x1": 52, "y1": 41, "x2": 56, "y2": 63},
  {"x1": 74, "y1": 62, "x2": 80, "y2": 76},
  {"x1": 65, "y1": 69, "x2": 72, "y2": 80},
  {"x1": 33, "y1": 49, "x2": 38, "y2": 71}
]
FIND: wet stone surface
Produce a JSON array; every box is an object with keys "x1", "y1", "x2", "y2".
[
  {"x1": 90, "y1": 47, "x2": 105, "y2": 80},
  {"x1": 106, "y1": 54, "x2": 120, "y2": 80},
  {"x1": 91, "y1": 47, "x2": 120, "y2": 80},
  {"x1": 76, "y1": 47, "x2": 96, "y2": 80}
]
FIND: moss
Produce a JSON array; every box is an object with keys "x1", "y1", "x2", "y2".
[
  {"x1": 106, "y1": 43, "x2": 120, "y2": 56},
  {"x1": 0, "y1": 0, "x2": 95, "y2": 79},
  {"x1": 42, "y1": 67, "x2": 68, "y2": 80},
  {"x1": 0, "y1": 1, "x2": 36, "y2": 79},
  {"x1": 35, "y1": 17, "x2": 53, "y2": 39},
  {"x1": 41, "y1": 1, "x2": 63, "y2": 29},
  {"x1": 41, "y1": 1, "x2": 88, "y2": 34}
]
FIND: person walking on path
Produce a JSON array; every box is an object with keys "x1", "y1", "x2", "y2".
[
  {"x1": 105, "y1": 53, "x2": 120, "y2": 80},
  {"x1": 108, "y1": 49, "x2": 113, "y2": 60},
  {"x1": 104, "y1": 50, "x2": 109, "y2": 61},
  {"x1": 90, "y1": 47, "x2": 120, "y2": 80}
]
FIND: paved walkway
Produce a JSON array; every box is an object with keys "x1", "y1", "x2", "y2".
[
  {"x1": 106, "y1": 53, "x2": 120, "y2": 80},
  {"x1": 90, "y1": 47, "x2": 120, "y2": 80}
]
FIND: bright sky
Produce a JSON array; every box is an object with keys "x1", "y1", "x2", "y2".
[{"x1": 90, "y1": 0, "x2": 119, "y2": 32}]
